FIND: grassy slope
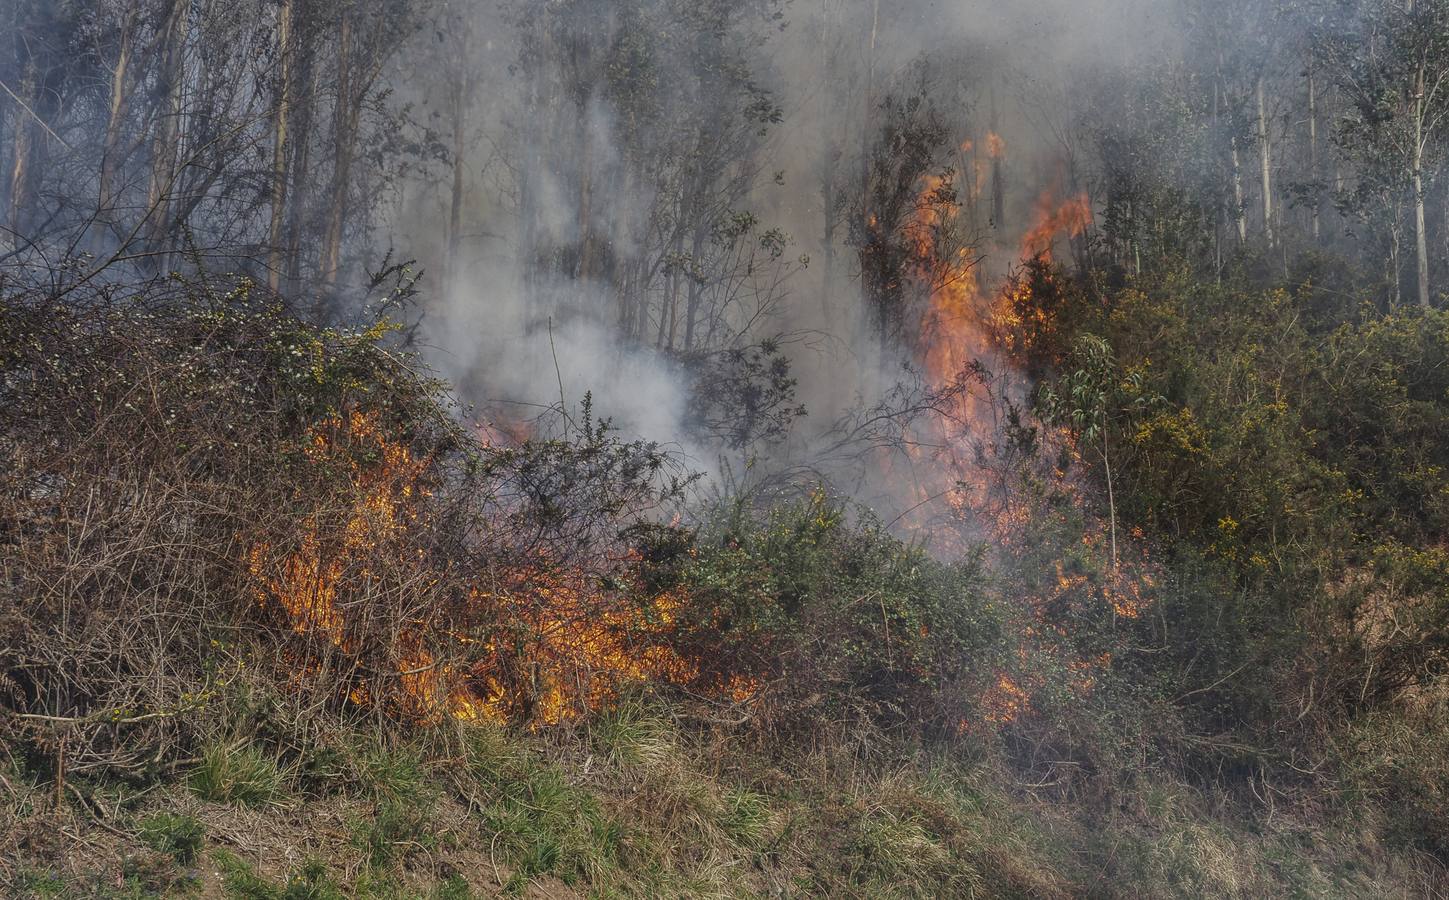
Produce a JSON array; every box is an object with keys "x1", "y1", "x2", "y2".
[{"x1": 4, "y1": 699, "x2": 1441, "y2": 899}]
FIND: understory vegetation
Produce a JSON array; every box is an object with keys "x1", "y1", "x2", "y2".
[
  {"x1": 10, "y1": 0, "x2": 1449, "y2": 895},
  {"x1": 3, "y1": 263, "x2": 1449, "y2": 898}
]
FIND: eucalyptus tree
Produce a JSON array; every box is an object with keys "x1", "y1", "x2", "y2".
[{"x1": 1321, "y1": 0, "x2": 1449, "y2": 307}]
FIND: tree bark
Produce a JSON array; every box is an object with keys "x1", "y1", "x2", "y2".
[
  {"x1": 7, "y1": 57, "x2": 41, "y2": 235},
  {"x1": 1257, "y1": 76, "x2": 1273, "y2": 247},
  {"x1": 1308, "y1": 64, "x2": 1320, "y2": 243},
  {"x1": 267, "y1": 0, "x2": 295, "y2": 293},
  {"x1": 146, "y1": 0, "x2": 189, "y2": 259},
  {"x1": 1230, "y1": 133, "x2": 1247, "y2": 246},
  {"x1": 285, "y1": 49, "x2": 317, "y2": 290},
  {"x1": 1413, "y1": 61, "x2": 1431, "y2": 307},
  {"x1": 321, "y1": 13, "x2": 354, "y2": 289},
  {"x1": 98, "y1": 2, "x2": 138, "y2": 215}
]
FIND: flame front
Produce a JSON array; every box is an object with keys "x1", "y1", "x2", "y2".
[
  {"x1": 247, "y1": 410, "x2": 753, "y2": 725},
  {"x1": 892, "y1": 143, "x2": 1158, "y2": 726}
]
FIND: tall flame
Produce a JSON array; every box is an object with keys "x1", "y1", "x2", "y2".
[{"x1": 890, "y1": 144, "x2": 1160, "y2": 726}]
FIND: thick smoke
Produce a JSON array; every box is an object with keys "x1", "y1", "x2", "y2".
[{"x1": 395, "y1": 0, "x2": 1177, "y2": 507}]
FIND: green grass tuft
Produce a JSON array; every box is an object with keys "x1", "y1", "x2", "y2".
[{"x1": 190, "y1": 743, "x2": 286, "y2": 808}]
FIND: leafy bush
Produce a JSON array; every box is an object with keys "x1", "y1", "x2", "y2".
[
  {"x1": 138, "y1": 812, "x2": 205, "y2": 864},
  {"x1": 636, "y1": 490, "x2": 1009, "y2": 738}
]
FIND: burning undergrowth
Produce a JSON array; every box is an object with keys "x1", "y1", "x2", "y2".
[
  {"x1": 0, "y1": 228, "x2": 1164, "y2": 787},
  {"x1": 842, "y1": 134, "x2": 1165, "y2": 742},
  {"x1": 0, "y1": 277, "x2": 762, "y2": 773}
]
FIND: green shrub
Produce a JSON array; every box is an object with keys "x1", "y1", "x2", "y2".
[
  {"x1": 138, "y1": 812, "x2": 205, "y2": 864},
  {"x1": 637, "y1": 491, "x2": 1007, "y2": 737}
]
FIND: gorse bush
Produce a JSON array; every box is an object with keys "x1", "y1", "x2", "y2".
[
  {"x1": 636, "y1": 490, "x2": 1011, "y2": 738},
  {"x1": 1023, "y1": 263, "x2": 1449, "y2": 811},
  {"x1": 0, "y1": 274, "x2": 689, "y2": 774}
]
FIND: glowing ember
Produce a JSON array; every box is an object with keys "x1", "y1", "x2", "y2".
[{"x1": 985, "y1": 131, "x2": 1007, "y2": 160}]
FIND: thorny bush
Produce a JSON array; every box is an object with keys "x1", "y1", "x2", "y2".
[{"x1": 0, "y1": 272, "x2": 692, "y2": 775}]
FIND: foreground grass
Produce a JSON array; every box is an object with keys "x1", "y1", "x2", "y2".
[{"x1": 2, "y1": 699, "x2": 1442, "y2": 899}]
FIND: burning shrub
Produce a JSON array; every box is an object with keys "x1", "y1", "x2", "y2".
[{"x1": 0, "y1": 274, "x2": 707, "y2": 775}]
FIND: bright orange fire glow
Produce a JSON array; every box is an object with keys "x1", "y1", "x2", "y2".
[
  {"x1": 985, "y1": 131, "x2": 1007, "y2": 160},
  {"x1": 247, "y1": 410, "x2": 754, "y2": 725},
  {"x1": 895, "y1": 148, "x2": 1155, "y2": 726},
  {"x1": 1020, "y1": 190, "x2": 1091, "y2": 261}
]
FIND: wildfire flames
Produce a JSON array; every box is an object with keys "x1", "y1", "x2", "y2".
[
  {"x1": 247, "y1": 410, "x2": 753, "y2": 725},
  {"x1": 245, "y1": 136, "x2": 1139, "y2": 734},
  {"x1": 896, "y1": 138, "x2": 1157, "y2": 725}
]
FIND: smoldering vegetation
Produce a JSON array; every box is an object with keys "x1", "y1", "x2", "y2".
[{"x1": 5, "y1": 0, "x2": 1449, "y2": 896}]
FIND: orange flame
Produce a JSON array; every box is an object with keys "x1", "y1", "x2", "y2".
[
  {"x1": 1020, "y1": 190, "x2": 1091, "y2": 261},
  {"x1": 891, "y1": 168, "x2": 1156, "y2": 728},
  {"x1": 248, "y1": 410, "x2": 755, "y2": 726}
]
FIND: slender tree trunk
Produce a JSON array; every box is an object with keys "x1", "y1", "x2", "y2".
[
  {"x1": 683, "y1": 218, "x2": 705, "y2": 350},
  {"x1": 1230, "y1": 133, "x2": 1247, "y2": 246},
  {"x1": 1103, "y1": 429, "x2": 1117, "y2": 573},
  {"x1": 1257, "y1": 76, "x2": 1273, "y2": 247},
  {"x1": 575, "y1": 76, "x2": 596, "y2": 286},
  {"x1": 267, "y1": 0, "x2": 295, "y2": 292},
  {"x1": 7, "y1": 58, "x2": 40, "y2": 235},
  {"x1": 98, "y1": 3, "x2": 137, "y2": 216},
  {"x1": 819, "y1": 0, "x2": 836, "y2": 317},
  {"x1": 859, "y1": 0, "x2": 878, "y2": 223},
  {"x1": 146, "y1": 0, "x2": 188, "y2": 262},
  {"x1": 1413, "y1": 62, "x2": 1431, "y2": 308},
  {"x1": 322, "y1": 14, "x2": 356, "y2": 290},
  {"x1": 1212, "y1": 74, "x2": 1224, "y2": 276},
  {"x1": 990, "y1": 82, "x2": 1005, "y2": 230},
  {"x1": 446, "y1": 80, "x2": 466, "y2": 287},
  {"x1": 1308, "y1": 64, "x2": 1320, "y2": 243},
  {"x1": 285, "y1": 50, "x2": 317, "y2": 290},
  {"x1": 1385, "y1": 214, "x2": 1396, "y2": 308}
]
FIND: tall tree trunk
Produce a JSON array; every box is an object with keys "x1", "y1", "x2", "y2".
[
  {"x1": 1308, "y1": 64, "x2": 1320, "y2": 243},
  {"x1": 576, "y1": 113, "x2": 595, "y2": 283},
  {"x1": 1413, "y1": 61, "x2": 1431, "y2": 308},
  {"x1": 819, "y1": 0, "x2": 836, "y2": 317},
  {"x1": 990, "y1": 83, "x2": 1005, "y2": 231},
  {"x1": 285, "y1": 50, "x2": 317, "y2": 291},
  {"x1": 321, "y1": 13, "x2": 355, "y2": 290},
  {"x1": 1390, "y1": 210, "x2": 1403, "y2": 307},
  {"x1": 1257, "y1": 76, "x2": 1273, "y2": 247},
  {"x1": 98, "y1": 2, "x2": 137, "y2": 217},
  {"x1": 683, "y1": 217, "x2": 706, "y2": 351},
  {"x1": 7, "y1": 57, "x2": 41, "y2": 235},
  {"x1": 1230, "y1": 133, "x2": 1247, "y2": 246},
  {"x1": 446, "y1": 80, "x2": 466, "y2": 287},
  {"x1": 146, "y1": 0, "x2": 188, "y2": 261},
  {"x1": 859, "y1": 0, "x2": 878, "y2": 226},
  {"x1": 1212, "y1": 72, "x2": 1223, "y2": 276},
  {"x1": 267, "y1": 0, "x2": 295, "y2": 293}
]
